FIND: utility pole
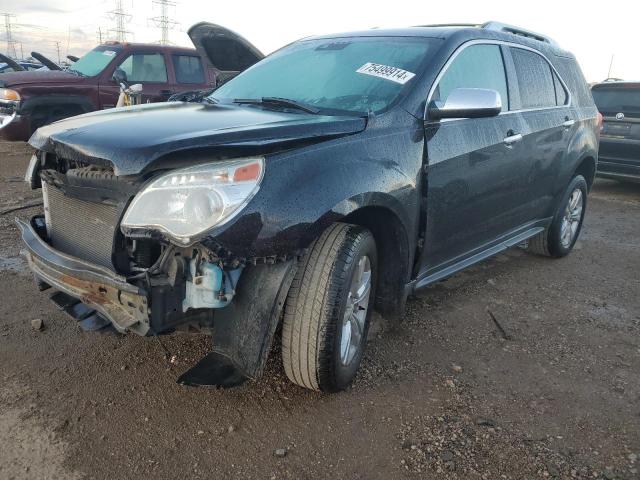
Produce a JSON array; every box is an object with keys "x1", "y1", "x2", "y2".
[
  {"x1": 54, "y1": 41, "x2": 61, "y2": 65},
  {"x1": 149, "y1": 0, "x2": 178, "y2": 45},
  {"x1": 97, "y1": 26, "x2": 104, "y2": 44},
  {"x1": 1, "y1": 13, "x2": 18, "y2": 58},
  {"x1": 107, "y1": 0, "x2": 131, "y2": 42},
  {"x1": 607, "y1": 54, "x2": 615, "y2": 79}
]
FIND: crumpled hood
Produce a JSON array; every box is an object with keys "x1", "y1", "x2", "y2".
[
  {"x1": 0, "y1": 70, "x2": 83, "y2": 87},
  {"x1": 30, "y1": 101, "x2": 367, "y2": 176}
]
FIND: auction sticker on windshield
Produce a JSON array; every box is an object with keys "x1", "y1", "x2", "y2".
[{"x1": 356, "y1": 63, "x2": 416, "y2": 85}]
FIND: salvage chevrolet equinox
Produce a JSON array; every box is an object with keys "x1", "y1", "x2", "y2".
[{"x1": 19, "y1": 22, "x2": 599, "y2": 392}]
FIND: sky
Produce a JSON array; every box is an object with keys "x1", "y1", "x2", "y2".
[{"x1": 0, "y1": 0, "x2": 636, "y2": 82}]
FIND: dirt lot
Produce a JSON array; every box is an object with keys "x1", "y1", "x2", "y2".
[{"x1": 0, "y1": 141, "x2": 638, "y2": 480}]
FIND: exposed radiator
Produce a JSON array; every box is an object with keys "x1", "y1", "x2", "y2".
[{"x1": 43, "y1": 183, "x2": 120, "y2": 268}]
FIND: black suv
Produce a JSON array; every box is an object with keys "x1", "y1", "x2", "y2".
[
  {"x1": 592, "y1": 81, "x2": 640, "y2": 182},
  {"x1": 19, "y1": 21, "x2": 599, "y2": 392}
]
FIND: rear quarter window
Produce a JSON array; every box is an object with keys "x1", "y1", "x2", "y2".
[{"x1": 553, "y1": 57, "x2": 592, "y2": 108}]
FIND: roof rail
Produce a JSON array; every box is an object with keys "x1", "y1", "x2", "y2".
[
  {"x1": 413, "y1": 22, "x2": 558, "y2": 46},
  {"x1": 481, "y1": 21, "x2": 558, "y2": 46},
  {"x1": 414, "y1": 23, "x2": 480, "y2": 28}
]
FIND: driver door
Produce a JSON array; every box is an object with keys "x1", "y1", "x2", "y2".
[
  {"x1": 418, "y1": 43, "x2": 528, "y2": 277},
  {"x1": 99, "y1": 51, "x2": 171, "y2": 108}
]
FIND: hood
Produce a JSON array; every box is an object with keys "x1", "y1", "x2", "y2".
[
  {"x1": 187, "y1": 22, "x2": 264, "y2": 75},
  {"x1": 0, "y1": 53, "x2": 24, "y2": 71},
  {"x1": 30, "y1": 102, "x2": 366, "y2": 176},
  {"x1": 0, "y1": 69, "x2": 82, "y2": 87},
  {"x1": 30, "y1": 51, "x2": 61, "y2": 70}
]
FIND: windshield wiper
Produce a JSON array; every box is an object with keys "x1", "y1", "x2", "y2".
[
  {"x1": 233, "y1": 97, "x2": 320, "y2": 114},
  {"x1": 67, "y1": 68, "x2": 87, "y2": 77}
]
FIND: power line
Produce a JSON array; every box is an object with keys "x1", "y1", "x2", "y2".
[
  {"x1": 1, "y1": 13, "x2": 18, "y2": 58},
  {"x1": 149, "y1": 0, "x2": 178, "y2": 45},
  {"x1": 107, "y1": 0, "x2": 132, "y2": 42}
]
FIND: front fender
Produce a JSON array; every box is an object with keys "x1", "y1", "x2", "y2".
[
  {"x1": 18, "y1": 93, "x2": 96, "y2": 116},
  {"x1": 201, "y1": 113, "x2": 424, "y2": 261}
]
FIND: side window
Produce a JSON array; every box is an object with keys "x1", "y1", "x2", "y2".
[
  {"x1": 510, "y1": 48, "x2": 556, "y2": 109},
  {"x1": 118, "y1": 53, "x2": 167, "y2": 83},
  {"x1": 173, "y1": 55, "x2": 205, "y2": 84},
  {"x1": 433, "y1": 44, "x2": 509, "y2": 111},
  {"x1": 553, "y1": 71, "x2": 568, "y2": 106}
]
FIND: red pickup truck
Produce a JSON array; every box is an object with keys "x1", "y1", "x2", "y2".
[{"x1": 0, "y1": 23, "x2": 263, "y2": 141}]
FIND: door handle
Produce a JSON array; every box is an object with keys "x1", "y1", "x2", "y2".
[
  {"x1": 503, "y1": 133, "x2": 523, "y2": 146},
  {"x1": 160, "y1": 89, "x2": 173, "y2": 96},
  {"x1": 562, "y1": 119, "x2": 575, "y2": 129}
]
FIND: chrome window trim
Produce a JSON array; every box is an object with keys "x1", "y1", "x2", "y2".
[{"x1": 424, "y1": 39, "x2": 572, "y2": 121}]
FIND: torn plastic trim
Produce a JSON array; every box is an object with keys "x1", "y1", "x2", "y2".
[
  {"x1": 178, "y1": 259, "x2": 298, "y2": 387},
  {"x1": 17, "y1": 218, "x2": 150, "y2": 334}
]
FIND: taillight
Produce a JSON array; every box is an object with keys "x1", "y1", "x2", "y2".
[{"x1": 596, "y1": 112, "x2": 604, "y2": 133}]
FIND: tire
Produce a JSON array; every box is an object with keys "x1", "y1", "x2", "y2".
[
  {"x1": 281, "y1": 223, "x2": 377, "y2": 392},
  {"x1": 528, "y1": 175, "x2": 588, "y2": 258}
]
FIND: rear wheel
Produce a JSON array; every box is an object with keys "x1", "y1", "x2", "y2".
[
  {"x1": 528, "y1": 175, "x2": 588, "y2": 257},
  {"x1": 281, "y1": 223, "x2": 377, "y2": 392}
]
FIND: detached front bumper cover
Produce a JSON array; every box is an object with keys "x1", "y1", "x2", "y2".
[{"x1": 16, "y1": 218, "x2": 150, "y2": 334}]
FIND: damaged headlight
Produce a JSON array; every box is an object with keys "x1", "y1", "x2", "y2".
[{"x1": 121, "y1": 157, "x2": 264, "y2": 245}]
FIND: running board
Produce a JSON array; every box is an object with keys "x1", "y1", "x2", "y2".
[{"x1": 410, "y1": 227, "x2": 544, "y2": 292}]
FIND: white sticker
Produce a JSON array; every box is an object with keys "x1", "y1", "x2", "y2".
[
  {"x1": 356, "y1": 62, "x2": 416, "y2": 85},
  {"x1": 103, "y1": 50, "x2": 116, "y2": 57}
]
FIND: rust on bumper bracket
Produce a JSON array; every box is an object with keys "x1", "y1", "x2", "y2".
[{"x1": 16, "y1": 218, "x2": 150, "y2": 335}]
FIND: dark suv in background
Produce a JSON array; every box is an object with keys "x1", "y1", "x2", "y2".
[
  {"x1": 592, "y1": 81, "x2": 640, "y2": 182},
  {"x1": 0, "y1": 23, "x2": 262, "y2": 141},
  {"x1": 19, "y1": 21, "x2": 599, "y2": 393}
]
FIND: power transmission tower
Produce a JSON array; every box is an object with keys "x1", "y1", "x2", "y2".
[
  {"x1": 107, "y1": 0, "x2": 132, "y2": 42},
  {"x1": 1, "y1": 13, "x2": 18, "y2": 58},
  {"x1": 149, "y1": 0, "x2": 178, "y2": 45}
]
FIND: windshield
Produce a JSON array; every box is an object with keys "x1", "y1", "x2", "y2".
[
  {"x1": 592, "y1": 87, "x2": 640, "y2": 117},
  {"x1": 211, "y1": 37, "x2": 438, "y2": 114},
  {"x1": 71, "y1": 46, "x2": 122, "y2": 77}
]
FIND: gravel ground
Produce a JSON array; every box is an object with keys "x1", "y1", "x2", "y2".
[{"x1": 1, "y1": 141, "x2": 638, "y2": 480}]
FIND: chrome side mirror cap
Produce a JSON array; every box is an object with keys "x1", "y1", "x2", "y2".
[{"x1": 429, "y1": 88, "x2": 502, "y2": 120}]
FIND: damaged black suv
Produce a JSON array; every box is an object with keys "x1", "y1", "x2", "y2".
[{"x1": 19, "y1": 22, "x2": 599, "y2": 392}]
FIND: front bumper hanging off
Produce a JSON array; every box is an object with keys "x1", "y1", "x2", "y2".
[
  {"x1": 17, "y1": 218, "x2": 150, "y2": 334},
  {"x1": 17, "y1": 217, "x2": 298, "y2": 387}
]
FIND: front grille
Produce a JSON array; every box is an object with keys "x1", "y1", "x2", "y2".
[{"x1": 43, "y1": 183, "x2": 120, "y2": 268}]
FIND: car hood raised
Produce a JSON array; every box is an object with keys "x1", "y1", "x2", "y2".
[
  {"x1": 30, "y1": 102, "x2": 367, "y2": 176},
  {"x1": 187, "y1": 22, "x2": 264, "y2": 75},
  {"x1": 0, "y1": 70, "x2": 83, "y2": 87}
]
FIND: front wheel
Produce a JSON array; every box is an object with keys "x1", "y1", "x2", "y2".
[
  {"x1": 528, "y1": 175, "x2": 588, "y2": 257},
  {"x1": 281, "y1": 223, "x2": 377, "y2": 392}
]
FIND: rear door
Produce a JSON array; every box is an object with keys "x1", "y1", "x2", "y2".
[
  {"x1": 419, "y1": 43, "x2": 529, "y2": 275},
  {"x1": 592, "y1": 84, "x2": 640, "y2": 178},
  {"x1": 507, "y1": 46, "x2": 574, "y2": 221}
]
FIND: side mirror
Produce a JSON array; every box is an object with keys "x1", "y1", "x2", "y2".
[
  {"x1": 428, "y1": 88, "x2": 502, "y2": 120},
  {"x1": 112, "y1": 68, "x2": 128, "y2": 85}
]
